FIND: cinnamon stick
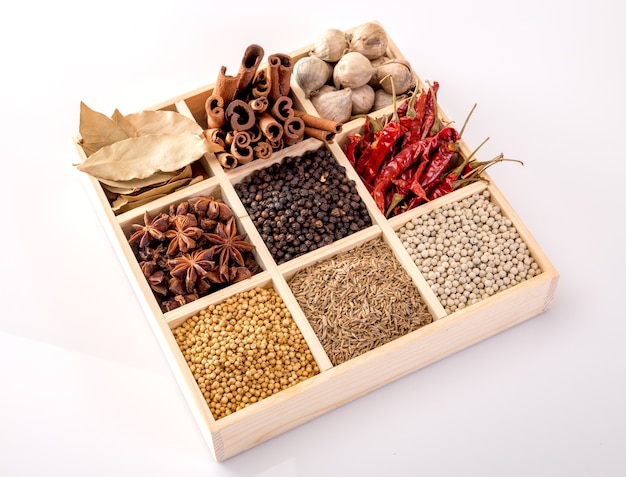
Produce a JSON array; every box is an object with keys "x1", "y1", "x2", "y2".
[
  {"x1": 225, "y1": 99, "x2": 256, "y2": 131},
  {"x1": 247, "y1": 124, "x2": 262, "y2": 143},
  {"x1": 232, "y1": 130, "x2": 251, "y2": 148},
  {"x1": 231, "y1": 143, "x2": 254, "y2": 165},
  {"x1": 249, "y1": 96, "x2": 268, "y2": 113},
  {"x1": 304, "y1": 126, "x2": 335, "y2": 144},
  {"x1": 205, "y1": 94, "x2": 226, "y2": 129},
  {"x1": 214, "y1": 66, "x2": 240, "y2": 104},
  {"x1": 267, "y1": 53, "x2": 293, "y2": 102},
  {"x1": 203, "y1": 127, "x2": 227, "y2": 148},
  {"x1": 236, "y1": 44, "x2": 265, "y2": 97},
  {"x1": 216, "y1": 151, "x2": 237, "y2": 169},
  {"x1": 268, "y1": 137, "x2": 284, "y2": 151},
  {"x1": 253, "y1": 141, "x2": 273, "y2": 160},
  {"x1": 270, "y1": 95, "x2": 294, "y2": 122},
  {"x1": 282, "y1": 116, "x2": 305, "y2": 145},
  {"x1": 251, "y1": 69, "x2": 270, "y2": 98},
  {"x1": 293, "y1": 109, "x2": 343, "y2": 134},
  {"x1": 258, "y1": 112, "x2": 283, "y2": 141}
]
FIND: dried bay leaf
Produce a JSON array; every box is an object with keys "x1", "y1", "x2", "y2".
[
  {"x1": 77, "y1": 133, "x2": 214, "y2": 181},
  {"x1": 111, "y1": 109, "x2": 138, "y2": 138},
  {"x1": 99, "y1": 169, "x2": 182, "y2": 194},
  {"x1": 79, "y1": 102, "x2": 130, "y2": 156},
  {"x1": 168, "y1": 164, "x2": 194, "y2": 182},
  {"x1": 111, "y1": 194, "x2": 167, "y2": 214},
  {"x1": 119, "y1": 177, "x2": 192, "y2": 202},
  {"x1": 125, "y1": 110, "x2": 204, "y2": 136}
]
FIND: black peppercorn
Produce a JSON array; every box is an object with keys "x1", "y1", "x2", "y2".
[{"x1": 234, "y1": 147, "x2": 372, "y2": 264}]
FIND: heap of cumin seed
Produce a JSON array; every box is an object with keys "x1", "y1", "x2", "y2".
[{"x1": 288, "y1": 238, "x2": 433, "y2": 365}]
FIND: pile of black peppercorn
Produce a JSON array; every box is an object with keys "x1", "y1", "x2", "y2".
[{"x1": 234, "y1": 147, "x2": 372, "y2": 264}]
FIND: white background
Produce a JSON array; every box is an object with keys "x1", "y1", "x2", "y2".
[{"x1": 1, "y1": 0, "x2": 624, "y2": 475}]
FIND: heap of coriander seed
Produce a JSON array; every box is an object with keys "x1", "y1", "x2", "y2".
[{"x1": 173, "y1": 287, "x2": 319, "y2": 419}]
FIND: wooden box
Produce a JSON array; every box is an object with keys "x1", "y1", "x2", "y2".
[{"x1": 73, "y1": 23, "x2": 559, "y2": 462}]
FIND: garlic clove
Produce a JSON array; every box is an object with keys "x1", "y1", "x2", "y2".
[
  {"x1": 350, "y1": 83, "x2": 375, "y2": 116},
  {"x1": 349, "y1": 22, "x2": 389, "y2": 60},
  {"x1": 310, "y1": 28, "x2": 349, "y2": 63},
  {"x1": 293, "y1": 56, "x2": 333, "y2": 98},
  {"x1": 311, "y1": 86, "x2": 353, "y2": 124},
  {"x1": 374, "y1": 59, "x2": 414, "y2": 95},
  {"x1": 333, "y1": 51, "x2": 376, "y2": 90}
]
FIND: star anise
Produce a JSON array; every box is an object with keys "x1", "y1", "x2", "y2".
[
  {"x1": 165, "y1": 213, "x2": 203, "y2": 255},
  {"x1": 189, "y1": 196, "x2": 233, "y2": 221},
  {"x1": 169, "y1": 200, "x2": 189, "y2": 217},
  {"x1": 140, "y1": 261, "x2": 167, "y2": 295},
  {"x1": 129, "y1": 210, "x2": 169, "y2": 249},
  {"x1": 161, "y1": 292, "x2": 199, "y2": 312},
  {"x1": 168, "y1": 249, "x2": 216, "y2": 293},
  {"x1": 204, "y1": 217, "x2": 256, "y2": 279}
]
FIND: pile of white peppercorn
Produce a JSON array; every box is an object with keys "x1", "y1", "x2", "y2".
[
  {"x1": 234, "y1": 147, "x2": 372, "y2": 264},
  {"x1": 397, "y1": 190, "x2": 541, "y2": 313}
]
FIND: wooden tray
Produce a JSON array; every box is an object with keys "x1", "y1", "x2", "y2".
[{"x1": 73, "y1": 22, "x2": 559, "y2": 461}]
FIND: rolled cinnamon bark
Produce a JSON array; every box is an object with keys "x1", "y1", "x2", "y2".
[
  {"x1": 304, "y1": 126, "x2": 336, "y2": 144},
  {"x1": 267, "y1": 53, "x2": 293, "y2": 102},
  {"x1": 232, "y1": 130, "x2": 251, "y2": 148},
  {"x1": 253, "y1": 141, "x2": 273, "y2": 160},
  {"x1": 282, "y1": 116, "x2": 305, "y2": 145},
  {"x1": 214, "y1": 66, "x2": 240, "y2": 104},
  {"x1": 293, "y1": 109, "x2": 343, "y2": 134},
  {"x1": 248, "y1": 96, "x2": 268, "y2": 113},
  {"x1": 236, "y1": 44, "x2": 264, "y2": 96},
  {"x1": 251, "y1": 69, "x2": 270, "y2": 98},
  {"x1": 247, "y1": 124, "x2": 262, "y2": 143},
  {"x1": 231, "y1": 144, "x2": 254, "y2": 165},
  {"x1": 270, "y1": 95, "x2": 294, "y2": 122},
  {"x1": 258, "y1": 111, "x2": 283, "y2": 141},
  {"x1": 268, "y1": 137, "x2": 284, "y2": 151},
  {"x1": 205, "y1": 94, "x2": 226, "y2": 129},
  {"x1": 225, "y1": 99, "x2": 256, "y2": 131},
  {"x1": 203, "y1": 127, "x2": 227, "y2": 148},
  {"x1": 224, "y1": 131, "x2": 234, "y2": 148},
  {"x1": 216, "y1": 151, "x2": 237, "y2": 169}
]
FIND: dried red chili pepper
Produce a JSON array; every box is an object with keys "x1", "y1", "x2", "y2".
[
  {"x1": 343, "y1": 133, "x2": 362, "y2": 167},
  {"x1": 418, "y1": 127, "x2": 461, "y2": 193},
  {"x1": 356, "y1": 120, "x2": 404, "y2": 184},
  {"x1": 420, "y1": 82, "x2": 439, "y2": 139},
  {"x1": 427, "y1": 171, "x2": 458, "y2": 200},
  {"x1": 371, "y1": 139, "x2": 428, "y2": 213},
  {"x1": 399, "y1": 82, "x2": 439, "y2": 147}
]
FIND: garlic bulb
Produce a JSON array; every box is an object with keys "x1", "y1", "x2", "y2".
[
  {"x1": 311, "y1": 86, "x2": 353, "y2": 124},
  {"x1": 349, "y1": 22, "x2": 389, "y2": 60},
  {"x1": 310, "y1": 28, "x2": 348, "y2": 62},
  {"x1": 333, "y1": 52, "x2": 376, "y2": 89},
  {"x1": 350, "y1": 84, "x2": 375, "y2": 115},
  {"x1": 374, "y1": 59, "x2": 414, "y2": 95},
  {"x1": 373, "y1": 88, "x2": 394, "y2": 111},
  {"x1": 370, "y1": 55, "x2": 392, "y2": 69},
  {"x1": 293, "y1": 56, "x2": 332, "y2": 98}
]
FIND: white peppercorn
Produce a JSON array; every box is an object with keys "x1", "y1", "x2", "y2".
[{"x1": 397, "y1": 190, "x2": 542, "y2": 313}]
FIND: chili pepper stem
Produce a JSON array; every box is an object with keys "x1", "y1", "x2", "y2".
[
  {"x1": 386, "y1": 193, "x2": 405, "y2": 217},
  {"x1": 451, "y1": 136, "x2": 490, "y2": 178},
  {"x1": 465, "y1": 156, "x2": 524, "y2": 178},
  {"x1": 379, "y1": 74, "x2": 399, "y2": 123},
  {"x1": 458, "y1": 102, "x2": 477, "y2": 138},
  {"x1": 404, "y1": 86, "x2": 421, "y2": 119}
]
